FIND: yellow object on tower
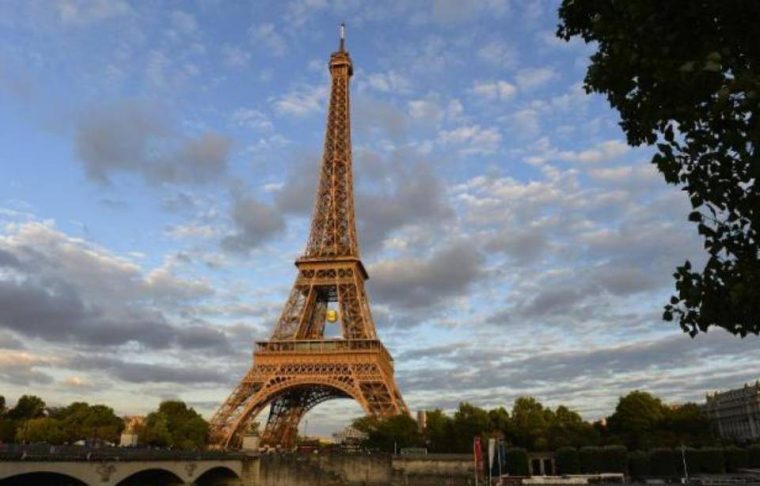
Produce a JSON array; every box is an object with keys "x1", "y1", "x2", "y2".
[{"x1": 326, "y1": 309, "x2": 339, "y2": 322}]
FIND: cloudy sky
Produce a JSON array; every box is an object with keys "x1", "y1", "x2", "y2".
[{"x1": 1, "y1": 0, "x2": 757, "y2": 436}]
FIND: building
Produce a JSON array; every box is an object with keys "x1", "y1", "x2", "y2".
[
  {"x1": 332, "y1": 426, "x2": 367, "y2": 445},
  {"x1": 704, "y1": 381, "x2": 760, "y2": 441},
  {"x1": 417, "y1": 410, "x2": 427, "y2": 430},
  {"x1": 119, "y1": 415, "x2": 144, "y2": 447}
]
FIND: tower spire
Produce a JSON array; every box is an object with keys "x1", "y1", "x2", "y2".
[
  {"x1": 303, "y1": 22, "x2": 356, "y2": 259},
  {"x1": 339, "y1": 22, "x2": 345, "y2": 52}
]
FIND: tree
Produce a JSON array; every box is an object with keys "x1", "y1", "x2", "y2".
[
  {"x1": 488, "y1": 407, "x2": 511, "y2": 437},
  {"x1": 55, "y1": 402, "x2": 123, "y2": 444},
  {"x1": 607, "y1": 391, "x2": 666, "y2": 449},
  {"x1": 353, "y1": 414, "x2": 422, "y2": 452},
  {"x1": 510, "y1": 397, "x2": 552, "y2": 450},
  {"x1": 660, "y1": 402, "x2": 714, "y2": 446},
  {"x1": 141, "y1": 401, "x2": 208, "y2": 449},
  {"x1": 451, "y1": 403, "x2": 491, "y2": 453},
  {"x1": 15, "y1": 417, "x2": 65, "y2": 444},
  {"x1": 547, "y1": 405, "x2": 599, "y2": 449},
  {"x1": 0, "y1": 395, "x2": 5, "y2": 415},
  {"x1": 558, "y1": 0, "x2": 760, "y2": 336},
  {"x1": 423, "y1": 409, "x2": 455, "y2": 453},
  {"x1": 0, "y1": 419, "x2": 17, "y2": 443},
  {"x1": 8, "y1": 395, "x2": 46, "y2": 420}
]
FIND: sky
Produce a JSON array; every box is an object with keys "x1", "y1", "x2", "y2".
[{"x1": 1, "y1": 0, "x2": 758, "y2": 437}]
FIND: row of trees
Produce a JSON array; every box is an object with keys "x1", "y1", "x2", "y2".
[
  {"x1": 353, "y1": 391, "x2": 716, "y2": 453},
  {"x1": 0, "y1": 395, "x2": 208, "y2": 449},
  {"x1": 0, "y1": 395, "x2": 123, "y2": 444}
]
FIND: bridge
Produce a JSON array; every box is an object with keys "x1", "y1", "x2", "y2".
[
  {"x1": 0, "y1": 445, "x2": 478, "y2": 485},
  {"x1": 0, "y1": 445, "x2": 252, "y2": 485}
]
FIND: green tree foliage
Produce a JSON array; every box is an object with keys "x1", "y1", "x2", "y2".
[
  {"x1": 688, "y1": 447, "x2": 725, "y2": 474},
  {"x1": 557, "y1": 1, "x2": 760, "y2": 336},
  {"x1": 451, "y1": 403, "x2": 491, "y2": 452},
  {"x1": 0, "y1": 419, "x2": 18, "y2": 443},
  {"x1": 510, "y1": 397, "x2": 552, "y2": 450},
  {"x1": 748, "y1": 444, "x2": 760, "y2": 468},
  {"x1": 547, "y1": 405, "x2": 599, "y2": 449},
  {"x1": 580, "y1": 446, "x2": 603, "y2": 474},
  {"x1": 53, "y1": 402, "x2": 123, "y2": 444},
  {"x1": 488, "y1": 407, "x2": 511, "y2": 438},
  {"x1": 423, "y1": 409, "x2": 454, "y2": 453},
  {"x1": 724, "y1": 446, "x2": 749, "y2": 472},
  {"x1": 140, "y1": 401, "x2": 208, "y2": 449},
  {"x1": 660, "y1": 403, "x2": 714, "y2": 446},
  {"x1": 606, "y1": 391, "x2": 715, "y2": 449},
  {"x1": 0, "y1": 395, "x2": 5, "y2": 415},
  {"x1": 555, "y1": 447, "x2": 580, "y2": 474},
  {"x1": 602, "y1": 445, "x2": 628, "y2": 473},
  {"x1": 352, "y1": 414, "x2": 422, "y2": 452},
  {"x1": 361, "y1": 393, "x2": 714, "y2": 454},
  {"x1": 650, "y1": 448, "x2": 678, "y2": 477},
  {"x1": 628, "y1": 450, "x2": 650, "y2": 479},
  {"x1": 607, "y1": 391, "x2": 666, "y2": 449},
  {"x1": 15, "y1": 417, "x2": 65, "y2": 444},
  {"x1": 7, "y1": 395, "x2": 46, "y2": 420},
  {"x1": 505, "y1": 447, "x2": 530, "y2": 476}
]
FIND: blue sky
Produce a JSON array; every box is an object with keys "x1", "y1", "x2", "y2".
[{"x1": 1, "y1": 0, "x2": 757, "y2": 436}]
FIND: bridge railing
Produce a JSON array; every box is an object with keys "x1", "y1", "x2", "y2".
[{"x1": 0, "y1": 444, "x2": 249, "y2": 462}]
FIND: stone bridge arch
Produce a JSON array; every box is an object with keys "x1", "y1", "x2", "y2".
[{"x1": 0, "y1": 460, "x2": 243, "y2": 486}]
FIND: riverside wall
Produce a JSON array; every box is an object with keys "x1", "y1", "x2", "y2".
[{"x1": 252, "y1": 453, "x2": 475, "y2": 486}]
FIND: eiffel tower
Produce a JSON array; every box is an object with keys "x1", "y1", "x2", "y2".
[{"x1": 210, "y1": 25, "x2": 408, "y2": 449}]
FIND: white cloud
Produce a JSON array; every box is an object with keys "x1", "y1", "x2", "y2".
[
  {"x1": 557, "y1": 140, "x2": 630, "y2": 164},
  {"x1": 470, "y1": 80, "x2": 517, "y2": 101},
  {"x1": 169, "y1": 10, "x2": 197, "y2": 35},
  {"x1": 438, "y1": 125, "x2": 502, "y2": 155},
  {"x1": 231, "y1": 108, "x2": 273, "y2": 131},
  {"x1": 408, "y1": 95, "x2": 463, "y2": 126},
  {"x1": 431, "y1": 0, "x2": 509, "y2": 24},
  {"x1": 165, "y1": 223, "x2": 218, "y2": 240},
  {"x1": 509, "y1": 109, "x2": 541, "y2": 138},
  {"x1": 516, "y1": 67, "x2": 558, "y2": 89},
  {"x1": 56, "y1": 0, "x2": 131, "y2": 26},
  {"x1": 249, "y1": 23, "x2": 286, "y2": 55},
  {"x1": 221, "y1": 44, "x2": 251, "y2": 68},
  {"x1": 409, "y1": 98, "x2": 444, "y2": 124},
  {"x1": 364, "y1": 71, "x2": 411, "y2": 94},
  {"x1": 271, "y1": 84, "x2": 326, "y2": 117},
  {"x1": 286, "y1": 0, "x2": 328, "y2": 27},
  {"x1": 476, "y1": 40, "x2": 517, "y2": 67}
]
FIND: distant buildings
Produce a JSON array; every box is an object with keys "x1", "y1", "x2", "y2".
[
  {"x1": 332, "y1": 425, "x2": 367, "y2": 445},
  {"x1": 119, "y1": 416, "x2": 144, "y2": 447},
  {"x1": 704, "y1": 380, "x2": 760, "y2": 441}
]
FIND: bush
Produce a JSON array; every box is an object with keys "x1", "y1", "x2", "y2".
[
  {"x1": 649, "y1": 448, "x2": 678, "y2": 477},
  {"x1": 748, "y1": 444, "x2": 760, "y2": 468},
  {"x1": 602, "y1": 445, "x2": 628, "y2": 473},
  {"x1": 580, "y1": 446, "x2": 603, "y2": 473},
  {"x1": 725, "y1": 446, "x2": 749, "y2": 472},
  {"x1": 700, "y1": 447, "x2": 725, "y2": 474},
  {"x1": 506, "y1": 447, "x2": 529, "y2": 476},
  {"x1": 628, "y1": 450, "x2": 650, "y2": 479},
  {"x1": 685, "y1": 447, "x2": 701, "y2": 474},
  {"x1": 555, "y1": 447, "x2": 580, "y2": 474}
]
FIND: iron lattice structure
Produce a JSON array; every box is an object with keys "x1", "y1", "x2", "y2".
[{"x1": 210, "y1": 28, "x2": 408, "y2": 449}]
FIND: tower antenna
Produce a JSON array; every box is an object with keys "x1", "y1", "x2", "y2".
[{"x1": 339, "y1": 22, "x2": 345, "y2": 51}]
